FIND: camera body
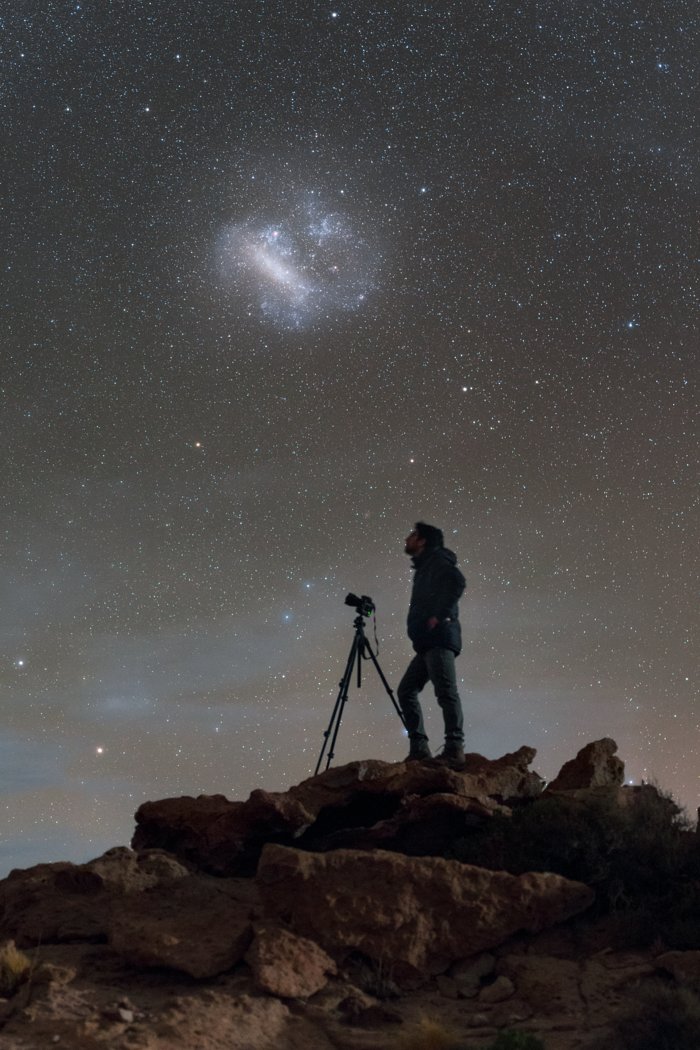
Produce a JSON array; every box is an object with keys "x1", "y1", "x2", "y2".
[{"x1": 344, "y1": 592, "x2": 375, "y2": 618}]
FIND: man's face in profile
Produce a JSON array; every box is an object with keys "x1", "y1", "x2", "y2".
[{"x1": 405, "y1": 529, "x2": 426, "y2": 556}]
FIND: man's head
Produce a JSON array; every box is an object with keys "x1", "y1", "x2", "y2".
[{"x1": 404, "y1": 521, "x2": 444, "y2": 556}]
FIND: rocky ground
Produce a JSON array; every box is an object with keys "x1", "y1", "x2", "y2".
[{"x1": 2, "y1": 740, "x2": 698, "y2": 1049}]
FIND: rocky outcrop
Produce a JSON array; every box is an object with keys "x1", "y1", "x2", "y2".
[
  {"x1": 0, "y1": 846, "x2": 260, "y2": 982},
  {"x1": 256, "y1": 843, "x2": 594, "y2": 984},
  {"x1": 546, "y1": 737, "x2": 624, "y2": 792},
  {"x1": 132, "y1": 747, "x2": 545, "y2": 875},
  {"x1": 0, "y1": 847, "x2": 196, "y2": 946},
  {"x1": 5, "y1": 738, "x2": 693, "y2": 1050},
  {"x1": 131, "y1": 790, "x2": 315, "y2": 876}
]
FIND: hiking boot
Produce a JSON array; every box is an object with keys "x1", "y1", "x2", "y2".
[
  {"x1": 405, "y1": 741, "x2": 432, "y2": 762},
  {"x1": 434, "y1": 742, "x2": 466, "y2": 770}
]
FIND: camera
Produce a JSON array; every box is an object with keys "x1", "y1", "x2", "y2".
[{"x1": 344, "y1": 592, "x2": 375, "y2": 618}]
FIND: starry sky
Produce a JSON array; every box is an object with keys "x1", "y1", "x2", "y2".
[{"x1": 1, "y1": 1, "x2": 697, "y2": 876}]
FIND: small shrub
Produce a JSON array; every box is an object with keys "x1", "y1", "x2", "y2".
[
  {"x1": 0, "y1": 940, "x2": 32, "y2": 997},
  {"x1": 394, "y1": 1015, "x2": 459, "y2": 1050},
  {"x1": 343, "y1": 951, "x2": 401, "y2": 999},
  {"x1": 485, "y1": 1033, "x2": 546, "y2": 1050},
  {"x1": 610, "y1": 979, "x2": 700, "y2": 1050},
  {"x1": 449, "y1": 784, "x2": 700, "y2": 949}
]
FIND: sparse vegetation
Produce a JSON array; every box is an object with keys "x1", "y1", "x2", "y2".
[
  {"x1": 394, "y1": 1015, "x2": 459, "y2": 1050},
  {"x1": 392, "y1": 1019, "x2": 547, "y2": 1050},
  {"x1": 0, "y1": 940, "x2": 32, "y2": 997},
  {"x1": 449, "y1": 785, "x2": 700, "y2": 949},
  {"x1": 609, "y1": 980, "x2": 700, "y2": 1050},
  {"x1": 344, "y1": 950, "x2": 401, "y2": 999},
  {"x1": 484, "y1": 1032, "x2": 546, "y2": 1050}
]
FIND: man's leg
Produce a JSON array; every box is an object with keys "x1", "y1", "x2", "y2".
[
  {"x1": 425, "y1": 648, "x2": 464, "y2": 745},
  {"x1": 397, "y1": 653, "x2": 430, "y2": 756}
]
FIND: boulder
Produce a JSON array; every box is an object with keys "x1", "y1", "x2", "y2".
[
  {"x1": 256, "y1": 844, "x2": 594, "y2": 984},
  {"x1": 546, "y1": 738, "x2": 624, "y2": 792},
  {"x1": 156, "y1": 991, "x2": 294, "y2": 1049},
  {"x1": 132, "y1": 748, "x2": 545, "y2": 875},
  {"x1": 0, "y1": 846, "x2": 261, "y2": 981},
  {"x1": 132, "y1": 791, "x2": 315, "y2": 876},
  {"x1": 449, "y1": 952, "x2": 496, "y2": 997},
  {"x1": 245, "y1": 923, "x2": 337, "y2": 998},
  {"x1": 478, "y1": 975, "x2": 515, "y2": 1003},
  {"x1": 497, "y1": 954, "x2": 584, "y2": 1017},
  {"x1": 656, "y1": 950, "x2": 700, "y2": 990},
  {"x1": 108, "y1": 877, "x2": 255, "y2": 978},
  {"x1": 0, "y1": 848, "x2": 192, "y2": 946}
]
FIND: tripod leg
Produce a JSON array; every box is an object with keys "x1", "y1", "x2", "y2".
[
  {"x1": 362, "y1": 639, "x2": 407, "y2": 728},
  {"x1": 314, "y1": 633, "x2": 360, "y2": 775}
]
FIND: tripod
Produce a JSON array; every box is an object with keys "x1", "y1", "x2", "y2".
[{"x1": 315, "y1": 612, "x2": 406, "y2": 774}]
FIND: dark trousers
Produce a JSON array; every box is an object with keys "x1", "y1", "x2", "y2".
[{"x1": 397, "y1": 648, "x2": 464, "y2": 744}]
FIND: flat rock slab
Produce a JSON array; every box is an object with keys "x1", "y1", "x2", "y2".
[{"x1": 256, "y1": 844, "x2": 594, "y2": 983}]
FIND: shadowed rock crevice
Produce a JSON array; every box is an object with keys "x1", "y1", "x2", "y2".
[{"x1": 293, "y1": 792, "x2": 404, "y2": 850}]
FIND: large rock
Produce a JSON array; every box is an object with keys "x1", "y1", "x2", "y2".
[
  {"x1": 132, "y1": 749, "x2": 545, "y2": 875},
  {"x1": 0, "y1": 846, "x2": 261, "y2": 981},
  {"x1": 0, "y1": 848, "x2": 193, "y2": 946},
  {"x1": 256, "y1": 844, "x2": 594, "y2": 984},
  {"x1": 108, "y1": 877, "x2": 255, "y2": 978},
  {"x1": 497, "y1": 954, "x2": 584, "y2": 1017},
  {"x1": 245, "y1": 924, "x2": 337, "y2": 998},
  {"x1": 547, "y1": 738, "x2": 624, "y2": 792},
  {"x1": 132, "y1": 790, "x2": 315, "y2": 876}
]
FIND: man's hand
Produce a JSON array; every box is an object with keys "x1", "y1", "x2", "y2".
[{"x1": 426, "y1": 616, "x2": 440, "y2": 630}]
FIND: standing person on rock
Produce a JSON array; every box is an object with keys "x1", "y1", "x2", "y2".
[{"x1": 398, "y1": 522, "x2": 467, "y2": 769}]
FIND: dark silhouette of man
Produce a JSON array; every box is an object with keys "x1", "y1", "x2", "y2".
[{"x1": 398, "y1": 522, "x2": 466, "y2": 769}]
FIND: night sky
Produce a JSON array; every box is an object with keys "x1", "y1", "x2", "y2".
[{"x1": 2, "y1": 1, "x2": 697, "y2": 876}]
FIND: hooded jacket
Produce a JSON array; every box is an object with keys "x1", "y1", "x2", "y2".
[{"x1": 406, "y1": 546, "x2": 466, "y2": 654}]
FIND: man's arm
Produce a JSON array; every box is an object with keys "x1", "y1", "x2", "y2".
[{"x1": 429, "y1": 564, "x2": 466, "y2": 624}]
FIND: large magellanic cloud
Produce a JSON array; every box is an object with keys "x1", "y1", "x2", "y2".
[{"x1": 216, "y1": 196, "x2": 381, "y2": 329}]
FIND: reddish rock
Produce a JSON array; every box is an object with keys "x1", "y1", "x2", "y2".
[
  {"x1": 109, "y1": 878, "x2": 254, "y2": 978},
  {"x1": 132, "y1": 791, "x2": 314, "y2": 876},
  {"x1": 245, "y1": 924, "x2": 336, "y2": 998},
  {"x1": 256, "y1": 844, "x2": 594, "y2": 985},
  {"x1": 0, "y1": 848, "x2": 192, "y2": 946},
  {"x1": 546, "y1": 738, "x2": 624, "y2": 792}
]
